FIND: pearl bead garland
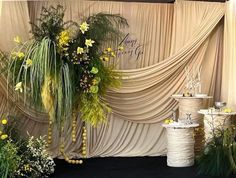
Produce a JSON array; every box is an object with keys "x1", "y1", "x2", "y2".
[
  {"x1": 82, "y1": 126, "x2": 87, "y2": 158},
  {"x1": 72, "y1": 116, "x2": 77, "y2": 143},
  {"x1": 47, "y1": 119, "x2": 53, "y2": 146},
  {"x1": 60, "y1": 144, "x2": 83, "y2": 165},
  {"x1": 60, "y1": 124, "x2": 87, "y2": 164}
]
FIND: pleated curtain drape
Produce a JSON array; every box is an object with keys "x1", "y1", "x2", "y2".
[
  {"x1": 0, "y1": 2, "x2": 2, "y2": 14},
  {"x1": 221, "y1": 0, "x2": 236, "y2": 111},
  {"x1": 0, "y1": 0, "x2": 226, "y2": 158}
]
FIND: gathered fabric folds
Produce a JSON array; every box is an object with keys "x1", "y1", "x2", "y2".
[{"x1": 0, "y1": 0, "x2": 225, "y2": 157}]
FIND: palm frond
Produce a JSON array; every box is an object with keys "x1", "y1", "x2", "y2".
[{"x1": 86, "y1": 13, "x2": 128, "y2": 44}]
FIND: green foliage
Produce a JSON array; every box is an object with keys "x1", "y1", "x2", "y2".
[
  {"x1": 0, "y1": 140, "x2": 21, "y2": 178},
  {"x1": 15, "y1": 135, "x2": 55, "y2": 178},
  {"x1": 0, "y1": 117, "x2": 55, "y2": 178},
  {"x1": 86, "y1": 13, "x2": 128, "y2": 46},
  {"x1": 8, "y1": 38, "x2": 74, "y2": 124},
  {"x1": 80, "y1": 94, "x2": 111, "y2": 126},
  {"x1": 197, "y1": 128, "x2": 236, "y2": 178},
  {"x1": 0, "y1": 50, "x2": 8, "y2": 75},
  {"x1": 31, "y1": 5, "x2": 75, "y2": 41},
  {"x1": 98, "y1": 65, "x2": 121, "y2": 95}
]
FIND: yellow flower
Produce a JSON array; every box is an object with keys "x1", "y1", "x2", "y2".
[
  {"x1": 92, "y1": 77, "x2": 100, "y2": 85},
  {"x1": 15, "y1": 82, "x2": 23, "y2": 93},
  {"x1": 17, "y1": 52, "x2": 25, "y2": 59},
  {"x1": 1, "y1": 119, "x2": 7, "y2": 125},
  {"x1": 92, "y1": 79, "x2": 98, "y2": 85},
  {"x1": 60, "y1": 31, "x2": 70, "y2": 40},
  {"x1": 1, "y1": 134, "x2": 8, "y2": 140},
  {"x1": 164, "y1": 119, "x2": 174, "y2": 124},
  {"x1": 169, "y1": 119, "x2": 174, "y2": 124},
  {"x1": 80, "y1": 22, "x2": 89, "y2": 34},
  {"x1": 103, "y1": 56, "x2": 109, "y2": 62},
  {"x1": 0, "y1": 131, "x2": 2, "y2": 135},
  {"x1": 77, "y1": 47, "x2": 84, "y2": 54},
  {"x1": 164, "y1": 119, "x2": 170, "y2": 124},
  {"x1": 111, "y1": 52, "x2": 116, "y2": 57},
  {"x1": 118, "y1": 46, "x2": 124, "y2": 51},
  {"x1": 25, "y1": 59, "x2": 33, "y2": 67},
  {"x1": 11, "y1": 51, "x2": 24, "y2": 60},
  {"x1": 85, "y1": 39, "x2": 95, "y2": 47},
  {"x1": 99, "y1": 56, "x2": 109, "y2": 62},
  {"x1": 58, "y1": 30, "x2": 70, "y2": 49},
  {"x1": 106, "y1": 47, "x2": 112, "y2": 52},
  {"x1": 14, "y1": 36, "x2": 21, "y2": 44},
  {"x1": 224, "y1": 108, "x2": 232, "y2": 113}
]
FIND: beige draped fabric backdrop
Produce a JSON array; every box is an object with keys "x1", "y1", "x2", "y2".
[
  {"x1": 0, "y1": 0, "x2": 225, "y2": 158},
  {"x1": 0, "y1": 2, "x2": 2, "y2": 14},
  {"x1": 221, "y1": 0, "x2": 236, "y2": 111}
]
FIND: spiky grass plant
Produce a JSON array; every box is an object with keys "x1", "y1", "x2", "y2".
[
  {"x1": 197, "y1": 127, "x2": 236, "y2": 177},
  {"x1": 8, "y1": 5, "x2": 128, "y2": 126}
]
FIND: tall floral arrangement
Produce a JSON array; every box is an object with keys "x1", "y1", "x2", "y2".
[{"x1": 8, "y1": 5, "x2": 128, "y2": 128}]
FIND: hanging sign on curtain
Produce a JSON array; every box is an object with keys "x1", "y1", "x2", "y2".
[{"x1": 117, "y1": 33, "x2": 144, "y2": 61}]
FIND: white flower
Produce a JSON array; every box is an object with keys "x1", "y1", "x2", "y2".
[
  {"x1": 77, "y1": 47, "x2": 84, "y2": 54},
  {"x1": 14, "y1": 36, "x2": 21, "y2": 44},
  {"x1": 15, "y1": 82, "x2": 23, "y2": 92},
  {"x1": 80, "y1": 22, "x2": 89, "y2": 34},
  {"x1": 85, "y1": 39, "x2": 95, "y2": 47},
  {"x1": 19, "y1": 135, "x2": 56, "y2": 177}
]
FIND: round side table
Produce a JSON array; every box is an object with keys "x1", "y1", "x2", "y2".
[
  {"x1": 198, "y1": 109, "x2": 236, "y2": 142},
  {"x1": 172, "y1": 95, "x2": 212, "y2": 154},
  {"x1": 162, "y1": 123, "x2": 199, "y2": 167},
  {"x1": 172, "y1": 95, "x2": 212, "y2": 124}
]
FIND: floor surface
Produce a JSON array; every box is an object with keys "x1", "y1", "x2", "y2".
[{"x1": 50, "y1": 156, "x2": 216, "y2": 178}]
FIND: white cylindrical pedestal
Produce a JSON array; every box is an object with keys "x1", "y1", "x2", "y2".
[
  {"x1": 163, "y1": 123, "x2": 199, "y2": 167},
  {"x1": 204, "y1": 115, "x2": 231, "y2": 142},
  {"x1": 178, "y1": 98, "x2": 203, "y2": 124},
  {"x1": 167, "y1": 128, "x2": 194, "y2": 167},
  {"x1": 198, "y1": 109, "x2": 236, "y2": 143},
  {"x1": 172, "y1": 96, "x2": 212, "y2": 154}
]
